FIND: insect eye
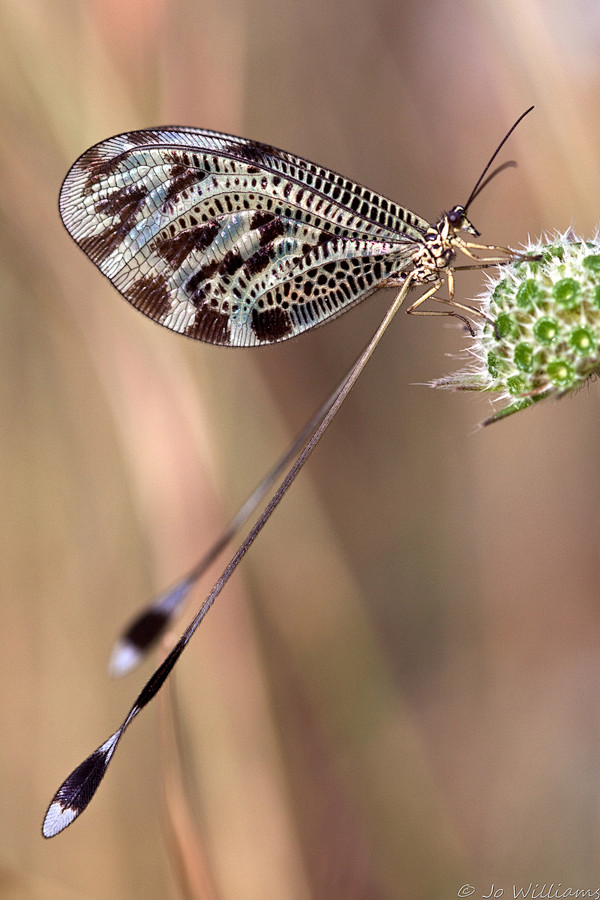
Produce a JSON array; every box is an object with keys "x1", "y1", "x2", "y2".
[{"x1": 447, "y1": 205, "x2": 465, "y2": 226}]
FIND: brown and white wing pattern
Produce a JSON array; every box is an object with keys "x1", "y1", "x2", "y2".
[{"x1": 59, "y1": 128, "x2": 431, "y2": 346}]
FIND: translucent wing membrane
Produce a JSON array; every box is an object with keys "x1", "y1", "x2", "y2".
[{"x1": 59, "y1": 128, "x2": 428, "y2": 346}]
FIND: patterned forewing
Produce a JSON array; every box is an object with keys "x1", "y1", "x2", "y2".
[{"x1": 60, "y1": 128, "x2": 430, "y2": 346}]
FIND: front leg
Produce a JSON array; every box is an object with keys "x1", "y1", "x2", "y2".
[
  {"x1": 455, "y1": 237, "x2": 538, "y2": 266},
  {"x1": 405, "y1": 271, "x2": 492, "y2": 335}
]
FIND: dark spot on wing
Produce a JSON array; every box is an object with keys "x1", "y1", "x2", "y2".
[
  {"x1": 58, "y1": 747, "x2": 110, "y2": 811},
  {"x1": 79, "y1": 146, "x2": 104, "y2": 171},
  {"x1": 79, "y1": 184, "x2": 148, "y2": 260},
  {"x1": 257, "y1": 215, "x2": 286, "y2": 245},
  {"x1": 251, "y1": 210, "x2": 276, "y2": 229},
  {"x1": 123, "y1": 610, "x2": 170, "y2": 655},
  {"x1": 251, "y1": 306, "x2": 293, "y2": 342},
  {"x1": 162, "y1": 167, "x2": 207, "y2": 207},
  {"x1": 79, "y1": 222, "x2": 122, "y2": 261},
  {"x1": 123, "y1": 273, "x2": 172, "y2": 320},
  {"x1": 244, "y1": 245, "x2": 275, "y2": 276},
  {"x1": 318, "y1": 230, "x2": 334, "y2": 244},
  {"x1": 219, "y1": 140, "x2": 271, "y2": 167},
  {"x1": 186, "y1": 306, "x2": 230, "y2": 343},
  {"x1": 184, "y1": 260, "x2": 220, "y2": 296},
  {"x1": 96, "y1": 184, "x2": 147, "y2": 220},
  {"x1": 124, "y1": 130, "x2": 166, "y2": 147},
  {"x1": 155, "y1": 221, "x2": 220, "y2": 268},
  {"x1": 220, "y1": 249, "x2": 244, "y2": 276}
]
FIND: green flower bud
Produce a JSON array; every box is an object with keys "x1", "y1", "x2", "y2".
[{"x1": 432, "y1": 234, "x2": 600, "y2": 425}]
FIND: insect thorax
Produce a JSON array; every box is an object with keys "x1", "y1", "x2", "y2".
[
  {"x1": 412, "y1": 205, "x2": 480, "y2": 282},
  {"x1": 411, "y1": 224, "x2": 456, "y2": 283}
]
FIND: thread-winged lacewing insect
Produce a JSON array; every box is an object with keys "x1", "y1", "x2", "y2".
[{"x1": 43, "y1": 107, "x2": 534, "y2": 837}]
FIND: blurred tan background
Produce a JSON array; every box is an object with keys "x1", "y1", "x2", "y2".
[{"x1": 2, "y1": 1, "x2": 600, "y2": 898}]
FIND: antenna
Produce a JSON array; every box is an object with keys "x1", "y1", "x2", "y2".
[{"x1": 463, "y1": 106, "x2": 534, "y2": 212}]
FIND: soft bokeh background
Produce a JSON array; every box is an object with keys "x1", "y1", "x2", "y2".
[{"x1": 2, "y1": 1, "x2": 600, "y2": 898}]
